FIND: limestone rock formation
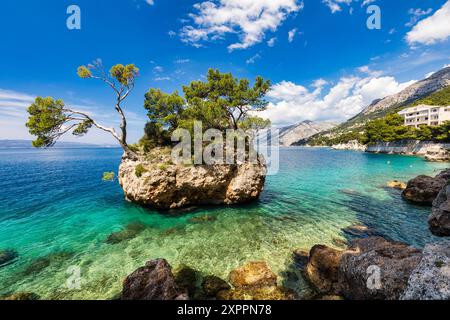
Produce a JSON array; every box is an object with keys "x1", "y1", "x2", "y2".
[
  {"x1": 332, "y1": 140, "x2": 367, "y2": 152},
  {"x1": 402, "y1": 170, "x2": 450, "y2": 205},
  {"x1": 430, "y1": 184, "x2": 450, "y2": 237},
  {"x1": 119, "y1": 154, "x2": 266, "y2": 210},
  {"x1": 122, "y1": 259, "x2": 188, "y2": 300},
  {"x1": 401, "y1": 243, "x2": 450, "y2": 300}
]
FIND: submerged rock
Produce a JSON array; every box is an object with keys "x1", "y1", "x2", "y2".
[
  {"x1": 118, "y1": 156, "x2": 266, "y2": 210},
  {"x1": 292, "y1": 249, "x2": 309, "y2": 270},
  {"x1": 387, "y1": 180, "x2": 407, "y2": 190},
  {"x1": 22, "y1": 252, "x2": 74, "y2": 276},
  {"x1": 173, "y1": 265, "x2": 201, "y2": 298},
  {"x1": 401, "y1": 243, "x2": 450, "y2": 300},
  {"x1": 342, "y1": 224, "x2": 383, "y2": 239},
  {"x1": 1, "y1": 292, "x2": 40, "y2": 301},
  {"x1": 106, "y1": 222, "x2": 146, "y2": 245},
  {"x1": 188, "y1": 215, "x2": 217, "y2": 224},
  {"x1": 402, "y1": 170, "x2": 449, "y2": 205},
  {"x1": 202, "y1": 276, "x2": 231, "y2": 297},
  {"x1": 122, "y1": 259, "x2": 187, "y2": 300},
  {"x1": 429, "y1": 184, "x2": 450, "y2": 237},
  {"x1": 217, "y1": 286, "x2": 295, "y2": 300},
  {"x1": 220, "y1": 261, "x2": 294, "y2": 300},
  {"x1": 229, "y1": 261, "x2": 277, "y2": 289},
  {"x1": 0, "y1": 249, "x2": 18, "y2": 268}
]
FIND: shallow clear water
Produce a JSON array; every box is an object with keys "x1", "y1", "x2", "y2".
[{"x1": 0, "y1": 147, "x2": 448, "y2": 299}]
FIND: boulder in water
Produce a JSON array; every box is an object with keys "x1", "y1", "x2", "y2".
[
  {"x1": 402, "y1": 170, "x2": 449, "y2": 205},
  {"x1": 122, "y1": 259, "x2": 188, "y2": 300},
  {"x1": 0, "y1": 249, "x2": 18, "y2": 268},
  {"x1": 429, "y1": 184, "x2": 450, "y2": 237},
  {"x1": 229, "y1": 261, "x2": 277, "y2": 289}
]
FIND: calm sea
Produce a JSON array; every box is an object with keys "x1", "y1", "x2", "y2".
[{"x1": 0, "y1": 147, "x2": 447, "y2": 299}]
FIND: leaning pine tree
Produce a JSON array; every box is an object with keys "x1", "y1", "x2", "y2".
[{"x1": 26, "y1": 59, "x2": 139, "y2": 160}]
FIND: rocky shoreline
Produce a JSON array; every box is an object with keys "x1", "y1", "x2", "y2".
[
  {"x1": 327, "y1": 140, "x2": 450, "y2": 162},
  {"x1": 367, "y1": 141, "x2": 450, "y2": 162}
]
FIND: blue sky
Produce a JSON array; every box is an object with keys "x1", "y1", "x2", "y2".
[{"x1": 0, "y1": 0, "x2": 449, "y2": 144}]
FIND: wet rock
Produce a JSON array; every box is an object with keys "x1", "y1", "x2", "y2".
[
  {"x1": 188, "y1": 215, "x2": 217, "y2": 224},
  {"x1": 292, "y1": 249, "x2": 309, "y2": 270},
  {"x1": 122, "y1": 259, "x2": 187, "y2": 300},
  {"x1": 332, "y1": 238, "x2": 348, "y2": 249},
  {"x1": 106, "y1": 222, "x2": 146, "y2": 244},
  {"x1": 401, "y1": 243, "x2": 450, "y2": 300},
  {"x1": 429, "y1": 184, "x2": 450, "y2": 237},
  {"x1": 402, "y1": 171, "x2": 449, "y2": 205},
  {"x1": 173, "y1": 265, "x2": 201, "y2": 298},
  {"x1": 339, "y1": 237, "x2": 422, "y2": 300},
  {"x1": 202, "y1": 276, "x2": 231, "y2": 297},
  {"x1": 1, "y1": 292, "x2": 40, "y2": 300},
  {"x1": 342, "y1": 224, "x2": 383, "y2": 239},
  {"x1": 0, "y1": 249, "x2": 18, "y2": 268},
  {"x1": 387, "y1": 180, "x2": 407, "y2": 190},
  {"x1": 305, "y1": 245, "x2": 343, "y2": 295},
  {"x1": 229, "y1": 261, "x2": 277, "y2": 289}
]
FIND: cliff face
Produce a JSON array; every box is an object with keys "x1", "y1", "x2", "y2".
[
  {"x1": 118, "y1": 156, "x2": 266, "y2": 210},
  {"x1": 278, "y1": 121, "x2": 337, "y2": 146}
]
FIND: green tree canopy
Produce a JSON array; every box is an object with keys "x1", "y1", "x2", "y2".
[
  {"x1": 26, "y1": 60, "x2": 139, "y2": 159},
  {"x1": 182, "y1": 69, "x2": 271, "y2": 130}
]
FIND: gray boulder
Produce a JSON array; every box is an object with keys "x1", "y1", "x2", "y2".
[
  {"x1": 401, "y1": 243, "x2": 450, "y2": 300},
  {"x1": 430, "y1": 184, "x2": 450, "y2": 237}
]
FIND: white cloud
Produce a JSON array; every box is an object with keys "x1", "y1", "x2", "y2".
[
  {"x1": 246, "y1": 53, "x2": 261, "y2": 64},
  {"x1": 145, "y1": 0, "x2": 154, "y2": 5},
  {"x1": 258, "y1": 74, "x2": 416, "y2": 126},
  {"x1": 322, "y1": 0, "x2": 353, "y2": 13},
  {"x1": 361, "y1": 0, "x2": 375, "y2": 7},
  {"x1": 174, "y1": 59, "x2": 190, "y2": 64},
  {"x1": 168, "y1": 30, "x2": 177, "y2": 38},
  {"x1": 406, "y1": 1, "x2": 450, "y2": 45},
  {"x1": 154, "y1": 77, "x2": 171, "y2": 81},
  {"x1": 267, "y1": 37, "x2": 277, "y2": 47},
  {"x1": 153, "y1": 66, "x2": 164, "y2": 73},
  {"x1": 405, "y1": 7, "x2": 433, "y2": 27},
  {"x1": 180, "y1": 0, "x2": 303, "y2": 51},
  {"x1": 288, "y1": 28, "x2": 298, "y2": 42}
]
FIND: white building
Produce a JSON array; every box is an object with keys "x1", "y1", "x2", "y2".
[{"x1": 398, "y1": 105, "x2": 450, "y2": 128}]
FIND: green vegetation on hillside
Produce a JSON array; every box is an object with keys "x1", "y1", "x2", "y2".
[
  {"x1": 308, "y1": 85, "x2": 450, "y2": 146},
  {"x1": 410, "y1": 85, "x2": 450, "y2": 107}
]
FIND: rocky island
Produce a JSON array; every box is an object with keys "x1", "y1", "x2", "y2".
[{"x1": 26, "y1": 63, "x2": 271, "y2": 210}]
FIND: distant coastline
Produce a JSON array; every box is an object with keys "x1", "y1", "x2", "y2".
[{"x1": 0, "y1": 140, "x2": 118, "y2": 149}]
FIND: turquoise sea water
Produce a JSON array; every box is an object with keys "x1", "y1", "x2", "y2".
[{"x1": 0, "y1": 147, "x2": 448, "y2": 299}]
